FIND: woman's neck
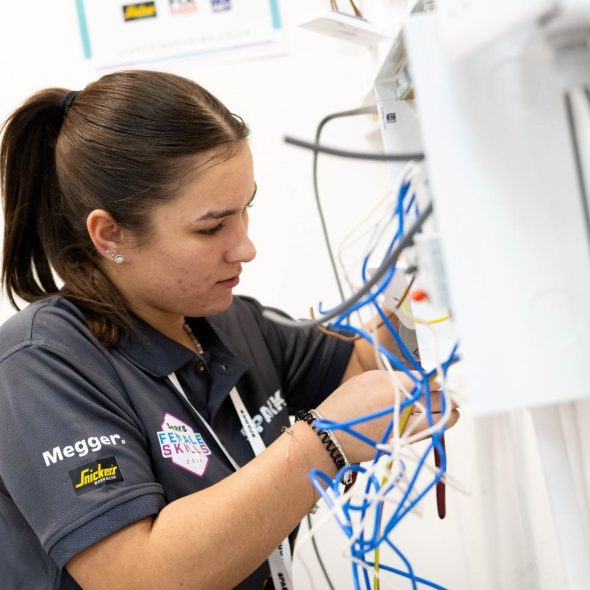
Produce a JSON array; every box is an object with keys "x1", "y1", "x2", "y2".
[{"x1": 130, "y1": 307, "x2": 199, "y2": 353}]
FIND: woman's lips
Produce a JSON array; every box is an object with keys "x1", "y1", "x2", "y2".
[{"x1": 217, "y1": 275, "x2": 240, "y2": 288}]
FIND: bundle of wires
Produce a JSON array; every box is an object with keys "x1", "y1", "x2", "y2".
[
  {"x1": 305, "y1": 168, "x2": 459, "y2": 590},
  {"x1": 273, "y1": 115, "x2": 460, "y2": 589},
  {"x1": 268, "y1": 170, "x2": 459, "y2": 590}
]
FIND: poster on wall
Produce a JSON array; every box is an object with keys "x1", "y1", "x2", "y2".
[{"x1": 75, "y1": 0, "x2": 284, "y2": 68}]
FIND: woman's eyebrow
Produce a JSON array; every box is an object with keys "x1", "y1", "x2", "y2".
[{"x1": 196, "y1": 183, "x2": 257, "y2": 221}]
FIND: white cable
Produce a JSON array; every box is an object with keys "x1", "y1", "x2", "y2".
[{"x1": 301, "y1": 160, "x2": 463, "y2": 587}]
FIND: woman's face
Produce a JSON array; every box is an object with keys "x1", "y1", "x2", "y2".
[{"x1": 115, "y1": 142, "x2": 257, "y2": 323}]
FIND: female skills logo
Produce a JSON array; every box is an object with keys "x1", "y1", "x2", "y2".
[{"x1": 157, "y1": 413, "x2": 212, "y2": 477}]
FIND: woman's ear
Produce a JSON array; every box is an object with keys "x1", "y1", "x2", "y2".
[{"x1": 86, "y1": 209, "x2": 124, "y2": 262}]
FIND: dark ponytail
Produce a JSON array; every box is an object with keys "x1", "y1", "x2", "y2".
[
  {"x1": 1, "y1": 71, "x2": 250, "y2": 346},
  {"x1": 1, "y1": 89, "x2": 65, "y2": 306}
]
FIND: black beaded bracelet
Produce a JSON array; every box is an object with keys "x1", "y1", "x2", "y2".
[{"x1": 294, "y1": 409, "x2": 353, "y2": 485}]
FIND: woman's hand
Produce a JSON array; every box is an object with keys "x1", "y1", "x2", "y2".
[{"x1": 316, "y1": 370, "x2": 459, "y2": 464}]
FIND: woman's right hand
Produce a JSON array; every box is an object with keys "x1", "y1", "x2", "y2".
[{"x1": 316, "y1": 370, "x2": 459, "y2": 464}]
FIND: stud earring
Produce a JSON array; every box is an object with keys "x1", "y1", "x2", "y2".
[{"x1": 105, "y1": 249, "x2": 125, "y2": 264}]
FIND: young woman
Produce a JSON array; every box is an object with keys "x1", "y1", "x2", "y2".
[{"x1": 0, "y1": 70, "x2": 457, "y2": 589}]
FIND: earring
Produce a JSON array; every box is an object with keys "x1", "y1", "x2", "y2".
[{"x1": 105, "y1": 249, "x2": 125, "y2": 264}]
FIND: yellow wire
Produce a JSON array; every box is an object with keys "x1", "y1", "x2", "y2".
[
  {"x1": 374, "y1": 373, "x2": 441, "y2": 587},
  {"x1": 401, "y1": 299, "x2": 449, "y2": 325},
  {"x1": 374, "y1": 405, "x2": 414, "y2": 589}
]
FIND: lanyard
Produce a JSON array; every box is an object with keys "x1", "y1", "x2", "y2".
[{"x1": 168, "y1": 373, "x2": 293, "y2": 590}]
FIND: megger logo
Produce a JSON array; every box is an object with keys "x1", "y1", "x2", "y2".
[
  {"x1": 42, "y1": 434, "x2": 126, "y2": 467},
  {"x1": 69, "y1": 456, "x2": 124, "y2": 495}
]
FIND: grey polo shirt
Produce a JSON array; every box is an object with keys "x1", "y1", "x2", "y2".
[{"x1": 0, "y1": 295, "x2": 353, "y2": 589}]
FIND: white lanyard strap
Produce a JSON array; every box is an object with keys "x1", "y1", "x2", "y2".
[
  {"x1": 229, "y1": 387, "x2": 293, "y2": 589},
  {"x1": 168, "y1": 372, "x2": 239, "y2": 470},
  {"x1": 168, "y1": 374, "x2": 293, "y2": 589},
  {"x1": 229, "y1": 387, "x2": 268, "y2": 456}
]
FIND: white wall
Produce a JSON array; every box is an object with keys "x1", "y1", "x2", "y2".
[{"x1": 0, "y1": 0, "x2": 392, "y2": 323}]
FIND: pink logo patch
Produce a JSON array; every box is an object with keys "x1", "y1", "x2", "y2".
[{"x1": 157, "y1": 413, "x2": 211, "y2": 477}]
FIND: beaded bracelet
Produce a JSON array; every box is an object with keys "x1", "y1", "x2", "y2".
[{"x1": 294, "y1": 409, "x2": 353, "y2": 486}]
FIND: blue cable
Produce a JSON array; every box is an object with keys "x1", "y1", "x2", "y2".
[
  {"x1": 388, "y1": 540, "x2": 419, "y2": 590},
  {"x1": 305, "y1": 172, "x2": 463, "y2": 587},
  {"x1": 371, "y1": 301, "x2": 424, "y2": 371},
  {"x1": 360, "y1": 180, "x2": 410, "y2": 285},
  {"x1": 365, "y1": 560, "x2": 448, "y2": 590}
]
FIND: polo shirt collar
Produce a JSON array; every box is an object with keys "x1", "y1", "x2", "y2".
[{"x1": 115, "y1": 314, "x2": 246, "y2": 379}]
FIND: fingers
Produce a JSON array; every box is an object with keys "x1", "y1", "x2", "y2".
[
  {"x1": 403, "y1": 408, "x2": 460, "y2": 442},
  {"x1": 410, "y1": 392, "x2": 459, "y2": 415}
]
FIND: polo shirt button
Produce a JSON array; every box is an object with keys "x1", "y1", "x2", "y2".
[
  {"x1": 197, "y1": 362, "x2": 207, "y2": 374},
  {"x1": 219, "y1": 363, "x2": 229, "y2": 373}
]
